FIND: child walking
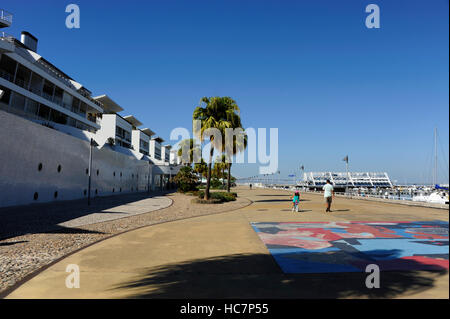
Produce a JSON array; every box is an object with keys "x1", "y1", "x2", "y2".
[{"x1": 291, "y1": 191, "x2": 300, "y2": 212}]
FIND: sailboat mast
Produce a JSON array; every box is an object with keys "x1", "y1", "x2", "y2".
[{"x1": 434, "y1": 127, "x2": 437, "y2": 186}]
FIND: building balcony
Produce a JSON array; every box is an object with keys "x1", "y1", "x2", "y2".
[
  {"x1": 115, "y1": 134, "x2": 131, "y2": 143},
  {"x1": 0, "y1": 31, "x2": 14, "y2": 42},
  {"x1": 10, "y1": 49, "x2": 103, "y2": 114},
  {"x1": 0, "y1": 68, "x2": 68, "y2": 109},
  {"x1": 0, "y1": 68, "x2": 13, "y2": 82},
  {"x1": 0, "y1": 9, "x2": 13, "y2": 28},
  {"x1": 0, "y1": 34, "x2": 14, "y2": 53},
  {"x1": 14, "y1": 77, "x2": 28, "y2": 89}
]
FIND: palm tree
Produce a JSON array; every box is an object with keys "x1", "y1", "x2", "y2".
[
  {"x1": 194, "y1": 158, "x2": 208, "y2": 184},
  {"x1": 193, "y1": 97, "x2": 239, "y2": 200},
  {"x1": 215, "y1": 154, "x2": 228, "y2": 188},
  {"x1": 226, "y1": 129, "x2": 247, "y2": 192},
  {"x1": 216, "y1": 101, "x2": 247, "y2": 193}
]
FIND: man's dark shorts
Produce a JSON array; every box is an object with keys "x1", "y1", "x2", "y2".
[{"x1": 325, "y1": 196, "x2": 332, "y2": 204}]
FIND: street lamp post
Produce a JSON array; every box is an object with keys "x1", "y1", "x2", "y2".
[
  {"x1": 343, "y1": 155, "x2": 349, "y2": 195},
  {"x1": 147, "y1": 162, "x2": 152, "y2": 194},
  {"x1": 88, "y1": 138, "x2": 99, "y2": 206},
  {"x1": 300, "y1": 165, "x2": 304, "y2": 187},
  {"x1": 346, "y1": 162, "x2": 348, "y2": 194}
]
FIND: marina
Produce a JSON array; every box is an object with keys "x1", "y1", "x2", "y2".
[{"x1": 238, "y1": 171, "x2": 449, "y2": 206}]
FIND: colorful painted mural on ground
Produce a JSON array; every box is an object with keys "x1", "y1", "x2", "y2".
[{"x1": 251, "y1": 221, "x2": 449, "y2": 274}]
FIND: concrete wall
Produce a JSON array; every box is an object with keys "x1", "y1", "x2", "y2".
[{"x1": 0, "y1": 110, "x2": 152, "y2": 207}]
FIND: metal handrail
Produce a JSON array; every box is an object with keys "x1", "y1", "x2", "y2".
[
  {"x1": 0, "y1": 31, "x2": 14, "y2": 42},
  {"x1": 0, "y1": 9, "x2": 13, "y2": 23}
]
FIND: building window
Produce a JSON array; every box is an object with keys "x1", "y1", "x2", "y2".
[
  {"x1": 42, "y1": 80, "x2": 54, "y2": 101},
  {"x1": 10, "y1": 92, "x2": 26, "y2": 112},
  {"x1": 53, "y1": 86, "x2": 64, "y2": 106},
  {"x1": 26, "y1": 99, "x2": 39, "y2": 116},
  {"x1": 0, "y1": 85, "x2": 11, "y2": 107},
  {"x1": 75, "y1": 121, "x2": 88, "y2": 131},
  {"x1": 29, "y1": 72, "x2": 44, "y2": 96},
  {"x1": 72, "y1": 97, "x2": 81, "y2": 113},
  {"x1": 38, "y1": 104, "x2": 51, "y2": 120},
  {"x1": 140, "y1": 139, "x2": 149, "y2": 150},
  {"x1": 0, "y1": 54, "x2": 17, "y2": 80},
  {"x1": 154, "y1": 149, "x2": 161, "y2": 160},
  {"x1": 79, "y1": 102, "x2": 87, "y2": 116},
  {"x1": 67, "y1": 117, "x2": 76, "y2": 127},
  {"x1": 50, "y1": 109, "x2": 68, "y2": 125},
  {"x1": 14, "y1": 64, "x2": 32, "y2": 89},
  {"x1": 116, "y1": 126, "x2": 124, "y2": 139}
]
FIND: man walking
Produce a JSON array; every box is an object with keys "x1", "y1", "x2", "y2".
[{"x1": 323, "y1": 179, "x2": 335, "y2": 212}]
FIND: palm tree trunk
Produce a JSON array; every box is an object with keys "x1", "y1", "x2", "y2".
[
  {"x1": 204, "y1": 146, "x2": 214, "y2": 200},
  {"x1": 227, "y1": 162, "x2": 232, "y2": 193}
]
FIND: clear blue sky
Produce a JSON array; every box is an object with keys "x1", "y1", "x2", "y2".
[{"x1": 3, "y1": 0, "x2": 449, "y2": 184}]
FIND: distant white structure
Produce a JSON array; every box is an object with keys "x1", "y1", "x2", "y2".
[{"x1": 303, "y1": 172, "x2": 393, "y2": 189}]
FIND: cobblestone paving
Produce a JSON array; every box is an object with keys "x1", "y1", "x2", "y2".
[{"x1": 0, "y1": 192, "x2": 251, "y2": 295}]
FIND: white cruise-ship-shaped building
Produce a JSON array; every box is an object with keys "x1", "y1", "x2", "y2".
[
  {"x1": 0, "y1": 9, "x2": 180, "y2": 207},
  {"x1": 303, "y1": 172, "x2": 393, "y2": 190}
]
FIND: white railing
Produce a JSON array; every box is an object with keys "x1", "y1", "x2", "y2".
[
  {"x1": 332, "y1": 191, "x2": 413, "y2": 201},
  {"x1": 0, "y1": 9, "x2": 13, "y2": 24},
  {"x1": 0, "y1": 31, "x2": 14, "y2": 42}
]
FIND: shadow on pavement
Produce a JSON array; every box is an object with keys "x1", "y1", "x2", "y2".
[
  {"x1": 0, "y1": 240, "x2": 28, "y2": 246},
  {"x1": 256, "y1": 194, "x2": 291, "y2": 197},
  {"x1": 0, "y1": 190, "x2": 175, "y2": 240},
  {"x1": 113, "y1": 253, "x2": 447, "y2": 299},
  {"x1": 254, "y1": 199, "x2": 310, "y2": 203}
]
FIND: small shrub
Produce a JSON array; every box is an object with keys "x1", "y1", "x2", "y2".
[
  {"x1": 211, "y1": 184, "x2": 227, "y2": 190},
  {"x1": 191, "y1": 198, "x2": 222, "y2": 204},
  {"x1": 107, "y1": 137, "x2": 115, "y2": 146},
  {"x1": 197, "y1": 191, "x2": 237, "y2": 203},
  {"x1": 174, "y1": 166, "x2": 199, "y2": 193},
  {"x1": 210, "y1": 178, "x2": 223, "y2": 189}
]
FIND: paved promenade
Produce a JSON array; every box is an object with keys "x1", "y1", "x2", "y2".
[{"x1": 5, "y1": 187, "x2": 448, "y2": 299}]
